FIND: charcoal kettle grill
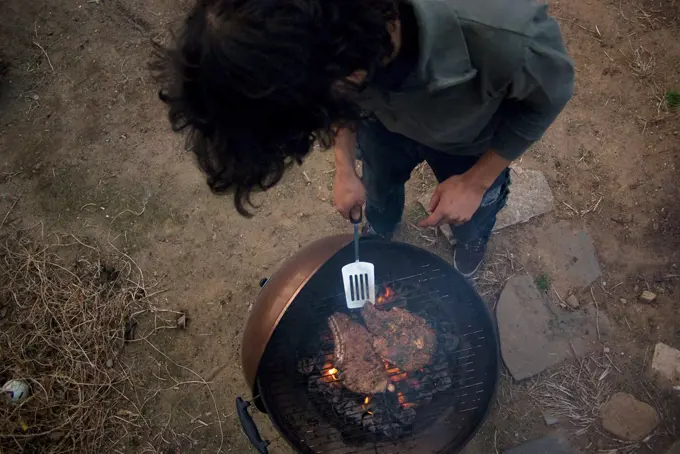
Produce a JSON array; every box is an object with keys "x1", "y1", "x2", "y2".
[{"x1": 237, "y1": 235, "x2": 499, "y2": 453}]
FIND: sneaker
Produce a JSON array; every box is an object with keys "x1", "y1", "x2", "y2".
[
  {"x1": 453, "y1": 238, "x2": 487, "y2": 278},
  {"x1": 361, "y1": 223, "x2": 394, "y2": 241}
]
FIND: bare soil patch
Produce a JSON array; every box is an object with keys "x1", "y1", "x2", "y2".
[{"x1": 0, "y1": 0, "x2": 678, "y2": 452}]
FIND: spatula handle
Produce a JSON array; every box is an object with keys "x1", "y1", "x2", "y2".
[{"x1": 349, "y1": 206, "x2": 363, "y2": 262}]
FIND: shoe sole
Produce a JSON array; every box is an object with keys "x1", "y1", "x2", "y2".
[{"x1": 453, "y1": 247, "x2": 482, "y2": 279}]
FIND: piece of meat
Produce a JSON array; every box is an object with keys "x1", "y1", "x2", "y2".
[
  {"x1": 362, "y1": 304, "x2": 437, "y2": 372},
  {"x1": 328, "y1": 312, "x2": 389, "y2": 394}
]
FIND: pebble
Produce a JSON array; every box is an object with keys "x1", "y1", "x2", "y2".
[
  {"x1": 566, "y1": 294, "x2": 580, "y2": 309},
  {"x1": 106, "y1": 358, "x2": 114, "y2": 368},
  {"x1": 620, "y1": 298, "x2": 627, "y2": 304},
  {"x1": 639, "y1": 291, "x2": 657, "y2": 303},
  {"x1": 604, "y1": 347, "x2": 611, "y2": 353},
  {"x1": 543, "y1": 413, "x2": 560, "y2": 426}
]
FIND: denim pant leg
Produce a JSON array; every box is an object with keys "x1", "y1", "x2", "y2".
[
  {"x1": 358, "y1": 119, "x2": 422, "y2": 235},
  {"x1": 424, "y1": 152, "x2": 511, "y2": 244}
]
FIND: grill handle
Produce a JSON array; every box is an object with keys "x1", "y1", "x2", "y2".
[{"x1": 236, "y1": 397, "x2": 270, "y2": 454}]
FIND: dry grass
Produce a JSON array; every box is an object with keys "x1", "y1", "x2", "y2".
[
  {"x1": 0, "y1": 223, "x2": 176, "y2": 453},
  {"x1": 474, "y1": 247, "x2": 525, "y2": 304},
  {"x1": 530, "y1": 355, "x2": 612, "y2": 435}
]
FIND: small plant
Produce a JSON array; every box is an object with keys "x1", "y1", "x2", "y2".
[
  {"x1": 535, "y1": 273, "x2": 550, "y2": 291},
  {"x1": 667, "y1": 89, "x2": 680, "y2": 109}
]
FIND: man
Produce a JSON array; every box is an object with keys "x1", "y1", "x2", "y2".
[{"x1": 154, "y1": 0, "x2": 574, "y2": 277}]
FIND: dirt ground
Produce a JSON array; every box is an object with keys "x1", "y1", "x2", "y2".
[{"x1": 0, "y1": 0, "x2": 679, "y2": 453}]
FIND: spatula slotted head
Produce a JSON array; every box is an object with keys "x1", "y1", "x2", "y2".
[{"x1": 341, "y1": 262, "x2": 375, "y2": 309}]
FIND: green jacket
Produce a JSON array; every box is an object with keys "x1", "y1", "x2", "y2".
[{"x1": 357, "y1": 0, "x2": 575, "y2": 160}]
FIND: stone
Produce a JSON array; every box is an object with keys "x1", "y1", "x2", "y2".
[
  {"x1": 106, "y1": 358, "x2": 114, "y2": 368},
  {"x1": 533, "y1": 221, "x2": 602, "y2": 297},
  {"x1": 495, "y1": 166, "x2": 554, "y2": 231},
  {"x1": 639, "y1": 290, "x2": 657, "y2": 303},
  {"x1": 600, "y1": 392, "x2": 660, "y2": 441},
  {"x1": 620, "y1": 298, "x2": 628, "y2": 304},
  {"x1": 543, "y1": 413, "x2": 560, "y2": 426},
  {"x1": 503, "y1": 436, "x2": 579, "y2": 454},
  {"x1": 496, "y1": 276, "x2": 605, "y2": 380},
  {"x1": 650, "y1": 343, "x2": 680, "y2": 390},
  {"x1": 566, "y1": 294, "x2": 580, "y2": 309},
  {"x1": 665, "y1": 440, "x2": 680, "y2": 454}
]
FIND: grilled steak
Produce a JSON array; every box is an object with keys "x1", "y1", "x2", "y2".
[
  {"x1": 328, "y1": 313, "x2": 389, "y2": 394},
  {"x1": 362, "y1": 304, "x2": 437, "y2": 372}
]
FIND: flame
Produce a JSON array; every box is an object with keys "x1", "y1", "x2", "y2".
[
  {"x1": 321, "y1": 365, "x2": 340, "y2": 383},
  {"x1": 364, "y1": 396, "x2": 370, "y2": 405},
  {"x1": 376, "y1": 286, "x2": 396, "y2": 305}
]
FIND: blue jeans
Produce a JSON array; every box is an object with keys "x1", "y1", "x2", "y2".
[{"x1": 358, "y1": 118, "x2": 510, "y2": 245}]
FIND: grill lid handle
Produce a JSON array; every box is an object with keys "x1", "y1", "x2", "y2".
[{"x1": 236, "y1": 397, "x2": 270, "y2": 454}]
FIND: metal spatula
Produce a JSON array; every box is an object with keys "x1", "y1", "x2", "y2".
[{"x1": 342, "y1": 207, "x2": 375, "y2": 309}]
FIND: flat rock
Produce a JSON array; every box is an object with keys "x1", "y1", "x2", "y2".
[
  {"x1": 534, "y1": 221, "x2": 602, "y2": 296},
  {"x1": 503, "y1": 436, "x2": 579, "y2": 454},
  {"x1": 650, "y1": 343, "x2": 680, "y2": 390},
  {"x1": 600, "y1": 392, "x2": 660, "y2": 441},
  {"x1": 495, "y1": 166, "x2": 554, "y2": 231},
  {"x1": 417, "y1": 166, "x2": 553, "y2": 245},
  {"x1": 496, "y1": 276, "x2": 606, "y2": 380}
]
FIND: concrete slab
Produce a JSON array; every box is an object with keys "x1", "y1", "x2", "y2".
[
  {"x1": 497, "y1": 275, "x2": 606, "y2": 380},
  {"x1": 495, "y1": 166, "x2": 554, "y2": 231},
  {"x1": 534, "y1": 221, "x2": 602, "y2": 296}
]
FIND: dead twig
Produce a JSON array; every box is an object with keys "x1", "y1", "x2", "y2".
[
  {"x1": 32, "y1": 41, "x2": 55, "y2": 73},
  {"x1": 562, "y1": 201, "x2": 580, "y2": 216},
  {"x1": 590, "y1": 286, "x2": 601, "y2": 341}
]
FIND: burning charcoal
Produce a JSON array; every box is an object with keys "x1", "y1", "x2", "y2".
[
  {"x1": 361, "y1": 412, "x2": 375, "y2": 431},
  {"x1": 297, "y1": 357, "x2": 315, "y2": 375},
  {"x1": 443, "y1": 334, "x2": 460, "y2": 351},
  {"x1": 362, "y1": 304, "x2": 437, "y2": 372},
  {"x1": 394, "y1": 407, "x2": 417, "y2": 426},
  {"x1": 307, "y1": 375, "x2": 321, "y2": 393},
  {"x1": 433, "y1": 361, "x2": 449, "y2": 372},
  {"x1": 435, "y1": 376, "x2": 452, "y2": 392},
  {"x1": 328, "y1": 313, "x2": 389, "y2": 394},
  {"x1": 381, "y1": 423, "x2": 404, "y2": 440}
]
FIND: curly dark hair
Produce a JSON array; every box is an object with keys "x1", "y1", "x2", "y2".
[{"x1": 152, "y1": 0, "x2": 398, "y2": 215}]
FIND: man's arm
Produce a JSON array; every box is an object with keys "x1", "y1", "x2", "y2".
[
  {"x1": 490, "y1": 7, "x2": 575, "y2": 161},
  {"x1": 333, "y1": 127, "x2": 366, "y2": 219}
]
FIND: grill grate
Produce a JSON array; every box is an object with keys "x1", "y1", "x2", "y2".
[{"x1": 257, "y1": 240, "x2": 498, "y2": 453}]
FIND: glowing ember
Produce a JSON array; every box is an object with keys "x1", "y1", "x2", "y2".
[
  {"x1": 327, "y1": 368, "x2": 338, "y2": 376},
  {"x1": 397, "y1": 392, "x2": 417, "y2": 409},
  {"x1": 376, "y1": 286, "x2": 396, "y2": 305}
]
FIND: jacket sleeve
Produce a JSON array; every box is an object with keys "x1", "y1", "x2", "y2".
[{"x1": 490, "y1": 7, "x2": 575, "y2": 161}]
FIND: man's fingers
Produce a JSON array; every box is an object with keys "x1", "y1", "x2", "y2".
[
  {"x1": 419, "y1": 210, "x2": 445, "y2": 228},
  {"x1": 427, "y1": 188, "x2": 441, "y2": 213}
]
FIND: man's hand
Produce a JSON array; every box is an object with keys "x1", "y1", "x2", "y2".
[
  {"x1": 419, "y1": 150, "x2": 511, "y2": 227},
  {"x1": 334, "y1": 170, "x2": 366, "y2": 219},
  {"x1": 418, "y1": 174, "x2": 487, "y2": 227}
]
